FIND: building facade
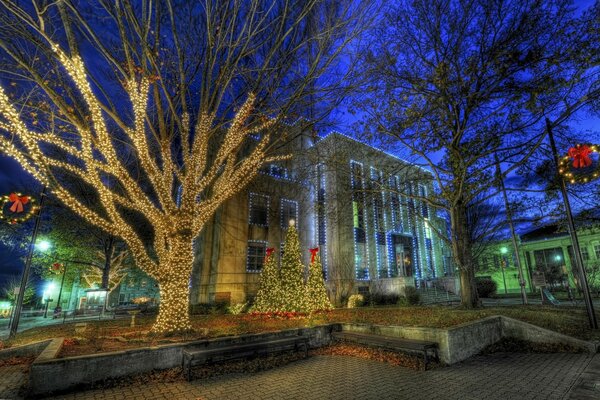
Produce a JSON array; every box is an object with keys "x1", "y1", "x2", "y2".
[
  {"x1": 190, "y1": 132, "x2": 450, "y2": 305},
  {"x1": 475, "y1": 223, "x2": 600, "y2": 294}
]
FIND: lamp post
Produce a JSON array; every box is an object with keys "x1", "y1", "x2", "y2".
[
  {"x1": 9, "y1": 187, "x2": 47, "y2": 339},
  {"x1": 500, "y1": 247, "x2": 509, "y2": 294},
  {"x1": 546, "y1": 118, "x2": 597, "y2": 329},
  {"x1": 495, "y1": 154, "x2": 528, "y2": 304},
  {"x1": 42, "y1": 282, "x2": 56, "y2": 318}
]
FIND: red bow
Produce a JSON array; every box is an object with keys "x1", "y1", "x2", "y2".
[
  {"x1": 8, "y1": 193, "x2": 29, "y2": 213},
  {"x1": 265, "y1": 247, "x2": 275, "y2": 261},
  {"x1": 51, "y1": 263, "x2": 64, "y2": 273},
  {"x1": 310, "y1": 247, "x2": 319, "y2": 263},
  {"x1": 568, "y1": 145, "x2": 592, "y2": 169}
]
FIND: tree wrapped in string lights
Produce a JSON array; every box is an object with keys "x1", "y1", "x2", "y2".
[
  {"x1": 251, "y1": 248, "x2": 283, "y2": 313},
  {"x1": 305, "y1": 248, "x2": 333, "y2": 313},
  {"x1": 0, "y1": 2, "x2": 371, "y2": 333},
  {"x1": 279, "y1": 222, "x2": 307, "y2": 313}
]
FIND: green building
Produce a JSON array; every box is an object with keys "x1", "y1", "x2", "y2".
[{"x1": 475, "y1": 222, "x2": 600, "y2": 294}]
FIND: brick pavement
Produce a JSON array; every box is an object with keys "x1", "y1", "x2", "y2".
[
  {"x1": 26, "y1": 352, "x2": 587, "y2": 400},
  {"x1": 0, "y1": 364, "x2": 28, "y2": 400}
]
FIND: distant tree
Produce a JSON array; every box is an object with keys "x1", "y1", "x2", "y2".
[
  {"x1": 1, "y1": 276, "x2": 35, "y2": 305},
  {"x1": 354, "y1": 0, "x2": 600, "y2": 307}
]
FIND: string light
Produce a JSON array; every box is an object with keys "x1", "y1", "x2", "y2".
[
  {"x1": 0, "y1": 39, "x2": 289, "y2": 334},
  {"x1": 350, "y1": 160, "x2": 370, "y2": 280},
  {"x1": 315, "y1": 163, "x2": 328, "y2": 278}
]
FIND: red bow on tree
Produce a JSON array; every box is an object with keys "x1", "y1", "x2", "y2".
[
  {"x1": 568, "y1": 145, "x2": 593, "y2": 169},
  {"x1": 50, "y1": 263, "x2": 64, "y2": 273},
  {"x1": 265, "y1": 247, "x2": 275, "y2": 261},
  {"x1": 309, "y1": 247, "x2": 319, "y2": 263},
  {"x1": 8, "y1": 193, "x2": 29, "y2": 213}
]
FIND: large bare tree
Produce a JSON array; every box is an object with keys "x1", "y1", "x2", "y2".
[
  {"x1": 0, "y1": 0, "x2": 372, "y2": 333},
  {"x1": 354, "y1": 0, "x2": 600, "y2": 307}
]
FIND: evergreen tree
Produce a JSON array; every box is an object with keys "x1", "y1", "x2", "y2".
[
  {"x1": 305, "y1": 248, "x2": 333, "y2": 313},
  {"x1": 280, "y1": 223, "x2": 306, "y2": 312},
  {"x1": 251, "y1": 248, "x2": 282, "y2": 312}
]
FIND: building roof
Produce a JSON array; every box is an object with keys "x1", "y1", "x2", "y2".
[{"x1": 315, "y1": 131, "x2": 432, "y2": 175}]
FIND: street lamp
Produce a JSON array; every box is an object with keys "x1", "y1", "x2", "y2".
[
  {"x1": 42, "y1": 282, "x2": 56, "y2": 318},
  {"x1": 36, "y1": 240, "x2": 51, "y2": 252},
  {"x1": 500, "y1": 247, "x2": 508, "y2": 294}
]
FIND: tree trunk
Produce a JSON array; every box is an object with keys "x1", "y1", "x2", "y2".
[
  {"x1": 102, "y1": 236, "x2": 115, "y2": 289},
  {"x1": 450, "y1": 202, "x2": 480, "y2": 308},
  {"x1": 151, "y1": 233, "x2": 194, "y2": 334}
]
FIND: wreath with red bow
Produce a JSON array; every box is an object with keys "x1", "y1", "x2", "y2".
[
  {"x1": 558, "y1": 144, "x2": 600, "y2": 184},
  {"x1": 0, "y1": 192, "x2": 38, "y2": 224}
]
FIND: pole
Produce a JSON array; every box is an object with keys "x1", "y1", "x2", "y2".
[
  {"x1": 56, "y1": 265, "x2": 67, "y2": 308},
  {"x1": 495, "y1": 154, "x2": 528, "y2": 304},
  {"x1": 546, "y1": 118, "x2": 597, "y2": 329},
  {"x1": 9, "y1": 186, "x2": 47, "y2": 338},
  {"x1": 500, "y1": 258, "x2": 508, "y2": 294}
]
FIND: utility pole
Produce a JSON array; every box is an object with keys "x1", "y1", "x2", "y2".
[
  {"x1": 495, "y1": 154, "x2": 528, "y2": 305},
  {"x1": 546, "y1": 118, "x2": 597, "y2": 329},
  {"x1": 9, "y1": 186, "x2": 47, "y2": 338}
]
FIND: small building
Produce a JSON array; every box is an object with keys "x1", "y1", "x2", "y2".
[{"x1": 475, "y1": 222, "x2": 600, "y2": 294}]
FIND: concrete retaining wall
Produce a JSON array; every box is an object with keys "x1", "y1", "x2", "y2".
[
  {"x1": 28, "y1": 324, "x2": 337, "y2": 397},
  {"x1": 501, "y1": 316, "x2": 598, "y2": 352},
  {"x1": 0, "y1": 339, "x2": 52, "y2": 360},
  {"x1": 340, "y1": 316, "x2": 597, "y2": 365}
]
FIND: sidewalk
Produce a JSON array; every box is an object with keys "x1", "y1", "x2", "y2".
[{"x1": 0, "y1": 313, "x2": 123, "y2": 340}]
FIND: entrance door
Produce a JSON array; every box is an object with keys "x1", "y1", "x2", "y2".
[{"x1": 391, "y1": 235, "x2": 414, "y2": 277}]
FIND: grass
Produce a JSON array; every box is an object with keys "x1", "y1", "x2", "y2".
[{"x1": 2, "y1": 305, "x2": 599, "y2": 357}]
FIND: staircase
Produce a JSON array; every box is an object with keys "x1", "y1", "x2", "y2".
[{"x1": 417, "y1": 287, "x2": 461, "y2": 305}]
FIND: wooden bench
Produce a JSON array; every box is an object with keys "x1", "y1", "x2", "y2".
[
  {"x1": 332, "y1": 331, "x2": 439, "y2": 370},
  {"x1": 182, "y1": 335, "x2": 309, "y2": 381}
]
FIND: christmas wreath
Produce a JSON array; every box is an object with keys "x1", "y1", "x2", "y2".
[
  {"x1": 0, "y1": 192, "x2": 38, "y2": 224},
  {"x1": 558, "y1": 144, "x2": 600, "y2": 184}
]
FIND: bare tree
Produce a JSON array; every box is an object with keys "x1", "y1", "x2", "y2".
[
  {"x1": 354, "y1": 0, "x2": 599, "y2": 307},
  {"x1": 0, "y1": 0, "x2": 373, "y2": 333}
]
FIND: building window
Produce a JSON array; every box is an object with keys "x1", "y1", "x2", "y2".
[
  {"x1": 247, "y1": 241, "x2": 267, "y2": 272},
  {"x1": 582, "y1": 246, "x2": 590, "y2": 261},
  {"x1": 281, "y1": 199, "x2": 298, "y2": 229},
  {"x1": 249, "y1": 193, "x2": 269, "y2": 226}
]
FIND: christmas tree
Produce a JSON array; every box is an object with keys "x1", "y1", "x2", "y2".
[
  {"x1": 251, "y1": 248, "x2": 282, "y2": 312},
  {"x1": 305, "y1": 248, "x2": 333, "y2": 313},
  {"x1": 279, "y1": 222, "x2": 307, "y2": 312}
]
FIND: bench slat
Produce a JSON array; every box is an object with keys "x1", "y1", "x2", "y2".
[{"x1": 183, "y1": 336, "x2": 308, "y2": 381}]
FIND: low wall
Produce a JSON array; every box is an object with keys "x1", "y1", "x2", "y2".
[
  {"x1": 340, "y1": 316, "x2": 596, "y2": 365},
  {"x1": 0, "y1": 339, "x2": 53, "y2": 360},
  {"x1": 501, "y1": 316, "x2": 598, "y2": 353},
  {"x1": 28, "y1": 324, "x2": 337, "y2": 397}
]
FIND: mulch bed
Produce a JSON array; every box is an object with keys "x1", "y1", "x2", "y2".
[{"x1": 311, "y1": 342, "x2": 431, "y2": 370}]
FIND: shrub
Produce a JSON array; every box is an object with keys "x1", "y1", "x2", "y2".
[
  {"x1": 364, "y1": 293, "x2": 400, "y2": 306},
  {"x1": 347, "y1": 294, "x2": 364, "y2": 308},
  {"x1": 404, "y1": 287, "x2": 420, "y2": 305},
  {"x1": 190, "y1": 302, "x2": 228, "y2": 315},
  {"x1": 476, "y1": 278, "x2": 497, "y2": 298}
]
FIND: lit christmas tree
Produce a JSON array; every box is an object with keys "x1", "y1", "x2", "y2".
[
  {"x1": 279, "y1": 221, "x2": 306, "y2": 312},
  {"x1": 251, "y1": 248, "x2": 283, "y2": 312},
  {"x1": 305, "y1": 247, "x2": 333, "y2": 313}
]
